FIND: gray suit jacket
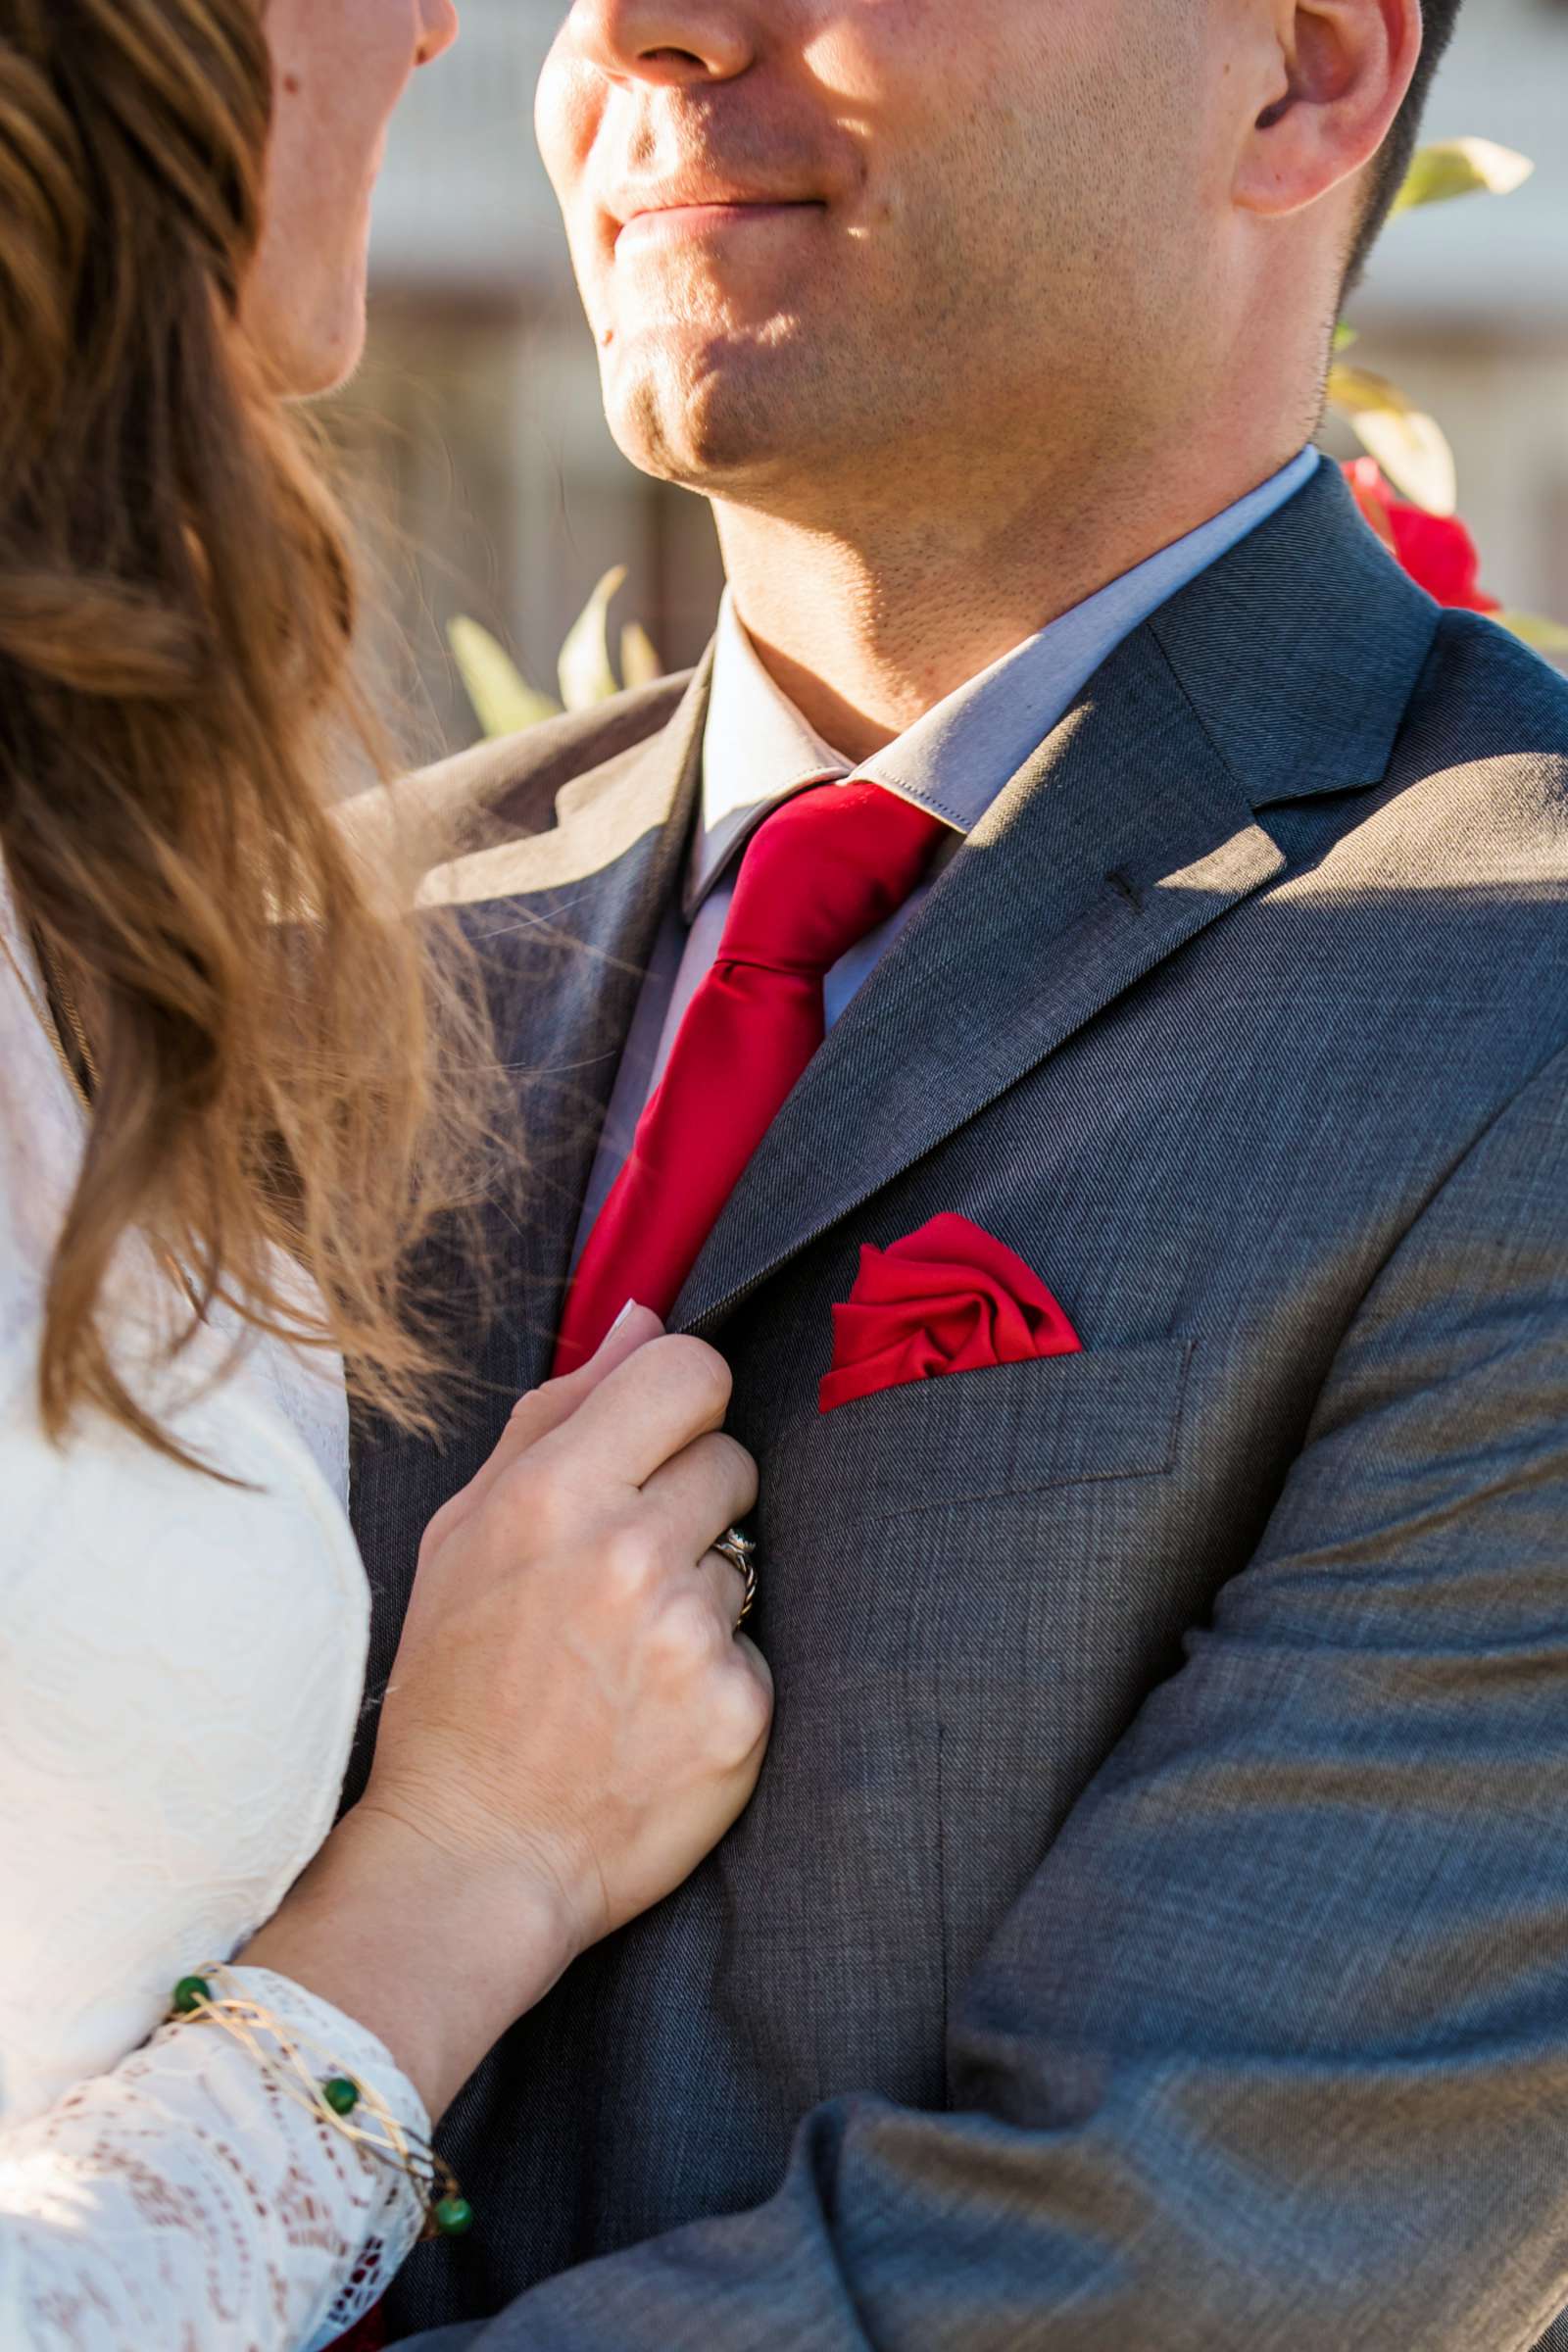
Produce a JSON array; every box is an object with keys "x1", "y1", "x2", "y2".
[{"x1": 351, "y1": 465, "x2": 1568, "y2": 2349}]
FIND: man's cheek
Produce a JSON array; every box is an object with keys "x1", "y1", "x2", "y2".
[{"x1": 534, "y1": 58, "x2": 596, "y2": 198}]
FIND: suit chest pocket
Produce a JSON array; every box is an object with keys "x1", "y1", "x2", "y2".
[
  {"x1": 734, "y1": 1339, "x2": 1202, "y2": 2088},
  {"x1": 760, "y1": 1338, "x2": 1196, "y2": 1539}
]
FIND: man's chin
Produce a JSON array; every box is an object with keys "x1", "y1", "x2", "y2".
[{"x1": 602, "y1": 337, "x2": 823, "y2": 494}]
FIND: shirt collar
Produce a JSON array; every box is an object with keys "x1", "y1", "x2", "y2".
[
  {"x1": 687, "y1": 595, "x2": 852, "y2": 916},
  {"x1": 692, "y1": 445, "x2": 1320, "y2": 916}
]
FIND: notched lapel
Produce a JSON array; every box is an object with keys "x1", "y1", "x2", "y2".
[
  {"x1": 673, "y1": 466, "x2": 1439, "y2": 1340},
  {"x1": 355, "y1": 666, "x2": 705, "y2": 1531},
  {"x1": 462, "y1": 673, "x2": 708, "y2": 1396},
  {"x1": 673, "y1": 627, "x2": 1284, "y2": 1338},
  {"x1": 347, "y1": 679, "x2": 704, "y2": 1799}
]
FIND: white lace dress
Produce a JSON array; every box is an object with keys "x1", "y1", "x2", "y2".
[{"x1": 0, "y1": 891, "x2": 429, "y2": 2349}]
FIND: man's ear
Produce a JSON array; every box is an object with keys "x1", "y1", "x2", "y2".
[{"x1": 1235, "y1": 0, "x2": 1422, "y2": 220}]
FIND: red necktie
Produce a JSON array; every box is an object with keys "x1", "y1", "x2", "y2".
[{"x1": 554, "y1": 781, "x2": 947, "y2": 1371}]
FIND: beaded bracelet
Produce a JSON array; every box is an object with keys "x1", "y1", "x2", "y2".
[{"x1": 168, "y1": 1966, "x2": 473, "y2": 2240}]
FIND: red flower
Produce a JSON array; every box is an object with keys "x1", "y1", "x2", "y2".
[{"x1": 1343, "y1": 458, "x2": 1499, "y2": 613}]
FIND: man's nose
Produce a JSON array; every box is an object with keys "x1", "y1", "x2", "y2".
[{"x1": 561, "y1": 0, "x2": 758, "y2": 87}]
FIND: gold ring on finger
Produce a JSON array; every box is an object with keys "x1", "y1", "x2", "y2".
[{"x1": 714, "y1": 1527, "x2": 758, "y2": 1632}]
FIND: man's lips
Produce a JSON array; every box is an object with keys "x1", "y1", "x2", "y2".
[{"x1": 612, "y1": 197, "x2": 824, "y2": 255}]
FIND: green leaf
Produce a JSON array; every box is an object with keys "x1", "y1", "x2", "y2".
[
  {"x1": 1392, "y1": 138, "x2": 1535, "y2": 217},
  {"x1": 619, "y1": 620, "x2": 664, "y2": 691},
  {"x1": 1496, "y1": 611, "x2": 1568, "y2": 658},
  {"x1": 559, "y1": 566, "x2": 627, "y2": 711},
  {"x1": 1326, "y1": 363, "x2": 1457, "y2": 516},
  {"x1": 448, "y1": 617, "x2": 561, "y2": 739}
]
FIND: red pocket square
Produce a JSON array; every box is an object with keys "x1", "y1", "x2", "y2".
[{"x1": 819, "y1": 1212, "x2": 1082, "y2": 1415}]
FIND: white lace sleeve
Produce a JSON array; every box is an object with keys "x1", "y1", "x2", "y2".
[{"x1": 0, "y1": 1967, "x2": 429, "y2": 2352}]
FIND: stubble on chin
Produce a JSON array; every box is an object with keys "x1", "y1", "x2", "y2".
[
  {"x1": 602, "y1": 312, "x2": 899, "y2": 511},
  {"x1": 604, "y1": 330, "x2": 800, "y2": 491}
]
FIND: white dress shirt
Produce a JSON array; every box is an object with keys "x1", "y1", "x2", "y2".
[{"x1": 573, "y1": 448, "x2": 1320, "y2": 1260}]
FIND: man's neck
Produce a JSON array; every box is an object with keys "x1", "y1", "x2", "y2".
[{"x1": 713, "y1": 432, "x2": 1310, "y2": 763}]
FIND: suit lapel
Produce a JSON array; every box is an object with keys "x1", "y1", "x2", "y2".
[
  {"x1": 453, "y1": 672, "x2": 706, "y2": 1396},
  {"x1": 672, "y1": 464, "x2": 1441, "y2": 1336},
  {"x1": 671, "y1": 629, "x2": 1282, "y2": 1334},
  {"x1": 351, "y1": 663, "x2": 705, "y2": 1547}
]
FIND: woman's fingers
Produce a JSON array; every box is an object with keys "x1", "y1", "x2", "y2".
[
  {"x1": 640, "y1": 1429, "x2": 759, "y2": 1563},
  {"x1": 731, "y1": 1634, "x2": 774, "y2": 1725},
  {"x1": 436, "y1": 1305, "x2": 664, "y2": 1538},
  {"x1": 498, "y1": 1304, "x2": 663, "y2": 1458},
  {"x1": 519, "y1": 1333, "x2": 738, "y2": 1496},
  {"x1": 696, "y1": 1544, "x2": 748, "y2": 1633},
  {"x1": 717, "y1": 1632, "x2": 775, "y2": 1764}
]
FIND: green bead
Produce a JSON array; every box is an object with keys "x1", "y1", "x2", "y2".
[
  {"x1": 321, "y1": 2076, "x2": 361, "y2": 2117},
  {"x1": 172, "y1": 1976, "x2": 213, "y2": 2016},
  {"x1": 433, "y1": 2195, "x2": 474, "y2": 2237}
]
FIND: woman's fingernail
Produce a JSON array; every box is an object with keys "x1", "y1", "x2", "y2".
[{"x1": 608, "y1": 1298, "x2": 640, "y2": 1338}]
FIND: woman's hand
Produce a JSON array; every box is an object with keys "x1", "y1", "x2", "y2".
[
  {"x1": 243, "y1": 1311, "x2": 771, "y2": 2117},
  {"x1": 368, "y1": 1306, "x2": 771, "y2": 1947}
]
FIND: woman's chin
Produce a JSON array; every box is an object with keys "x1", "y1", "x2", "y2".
[{"x1": 241, "y1": 270, "x2": 370, "y2": 402}]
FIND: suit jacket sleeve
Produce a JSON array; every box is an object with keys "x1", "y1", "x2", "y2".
[{"x1": 442, "y1": 1044, "x2": 1568, "y2": 2352}]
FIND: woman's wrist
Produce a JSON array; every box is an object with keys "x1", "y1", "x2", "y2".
[{"x1": 238, "y1": 1802, "x2": 580, "y2": 2123}]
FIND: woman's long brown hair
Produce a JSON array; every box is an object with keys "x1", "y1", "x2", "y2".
[{"x1": 0, "y1": 0, "x2": 494, "y2": 1463}]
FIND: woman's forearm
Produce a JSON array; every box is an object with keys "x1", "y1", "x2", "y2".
[{"x1": 240, "y1": 1802, "x2": 578, "y2": 2123}]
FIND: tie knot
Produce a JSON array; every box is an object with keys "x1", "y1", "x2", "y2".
[{"x1": 720, "y1": 781, "x2": 948, "y2": 978}]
